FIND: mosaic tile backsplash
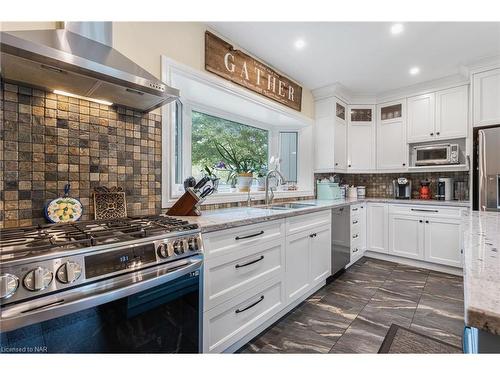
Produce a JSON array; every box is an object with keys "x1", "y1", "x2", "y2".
[
  {"x1": 315, "y1": 171, "x2": 470, "y2": 200},
  {"x1": 0, "y1": 82, "x2": 162, "y2": 228}
]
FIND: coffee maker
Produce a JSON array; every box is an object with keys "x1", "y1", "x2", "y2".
[
  {"x1": 393, "y1": 177, "x2": 411, "y2": 199},
  {"x1": 436, "y1": 178, "x2": 454, "y2": 200}
]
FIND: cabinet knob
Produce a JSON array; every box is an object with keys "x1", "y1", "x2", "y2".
[
  {"x1": 436, "y1": 132, "x2": 440, "y2": 135},
  {"x1": 426, "y1": 220, "x2": 429, "y2": 224},
  {"x1": 419, "y1": 220, "x2": 423, "y2": 223},
  {"x1": 430, "y1": 132, "x2": 434, "y2": 136},
  {"x1": 348, "y1": 164, "x2": 351, "y2": 168},
  {"x1": 335, "y1": 163, "x2": 338, "y2": 166},
  {"x1": 402, "y1": 163, "x2": 406, "y2": 166}
]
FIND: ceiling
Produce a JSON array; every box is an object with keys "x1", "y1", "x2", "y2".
[{"x1": 207, "y1": 22, "x2": 500, "y2": 94}]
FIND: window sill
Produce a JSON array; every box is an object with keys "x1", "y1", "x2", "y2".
[{"x1": 163, "y1": 189, "x2": 314, "y2": 208}]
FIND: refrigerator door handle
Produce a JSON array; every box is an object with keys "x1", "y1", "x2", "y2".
[{"x1": 479, "y1": 130, "x2": 487, "y2": 211}]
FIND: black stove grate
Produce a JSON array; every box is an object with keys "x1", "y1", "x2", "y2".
[{"x1": 0, "y1": 215, "x2": 199, "y2": 261}]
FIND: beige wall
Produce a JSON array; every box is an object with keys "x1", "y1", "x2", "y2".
[
  {"x1": 112, "y1": 22, "x2": 314, "y2": 119},
  {"x1": 0, "y1": 21, "x2": 314, "y2": 118}
]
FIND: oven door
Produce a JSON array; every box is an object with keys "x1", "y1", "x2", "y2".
[
  {"x1": 0, "y1": 255, "x2": 202, "y2": 353},
  {"x1": 414, "y1": 145, "x2": 450, "y2": 166}
]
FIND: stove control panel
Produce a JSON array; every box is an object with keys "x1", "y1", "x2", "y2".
[{"x1": 0, "y1": 233, "x2": 203, "y2": 305}]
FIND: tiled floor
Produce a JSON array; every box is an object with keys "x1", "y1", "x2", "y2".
[{"x1": 241, "y1": 257, "x2": 464, "y2": 353}]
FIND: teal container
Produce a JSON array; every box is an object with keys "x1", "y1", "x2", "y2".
[{"x1": 316, "y1": 181, "x2": 341, "y2": 200}]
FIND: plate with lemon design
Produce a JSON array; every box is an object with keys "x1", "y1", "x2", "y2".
[{"x1": 45, "y1": 184, "x2": 83, "y2": 223}]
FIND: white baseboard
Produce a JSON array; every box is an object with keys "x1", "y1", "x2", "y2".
[
  {"x1": 364, "y1": 251, "x2": 463, "y2": 276},
  {"x1": 223, "y1": 280, "x2": 327, "y2": 353}
]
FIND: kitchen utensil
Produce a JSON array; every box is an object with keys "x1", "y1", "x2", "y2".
[
  {"x1": 193, "y1": 176, "x2": 210, "y2": 191},
  {"x1": 44, "y1": 184, "x2": 83, "y2": 223},
  {"x1": 183, "y1": 176, "x2": 197, "y2": 191},
  {"x1": 93, "y1": 186, "x2": 127, "y2": 220}
]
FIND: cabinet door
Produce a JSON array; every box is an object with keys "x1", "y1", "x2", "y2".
[
  {"x1": 348, "y1": 105, "x2": 375, "y2": 171},
  {"x1": 285, "y1": 231, "x2": 311, "y2": 303},
  {"x1": 310, "y1": 225, "x2": 332, "y2": 284},
  {"x1": 473, "y1": 68, "x2": 500, "y2": 127},
  {"x1": 377, "y1": 101, "x2": 407, "y2": 170},
  {"x1": 334, "y1": 117, "x2": 348, "y2": 170},
  {"x1": 424, "y1": 218, "x2": 462, "y2": 267},
  {"x1": 314, "y1": 98, "x2": 335, "y2": 170},
  {"x1": 435, "y1": 85, "x2": 468, "y2": 139},
  {"x1": 367, "y1": 203, "x2": 389, "y2": 254},
  {"x1": 389, "y1": 214, "x2": 425, "y2": 260},
  {"x1": 407, "y1": 93, "x2": 435, "y2": 142}
]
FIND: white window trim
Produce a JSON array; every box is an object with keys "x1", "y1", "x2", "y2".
[{"x1": 161, "y1": 58, "x2": 314, "y2": 208}]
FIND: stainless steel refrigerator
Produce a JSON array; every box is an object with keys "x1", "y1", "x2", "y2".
[{"x1": 474, "y1": 125, "x2": 500, "y2": 211}]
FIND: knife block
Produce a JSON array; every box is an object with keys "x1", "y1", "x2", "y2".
[{"x1": 166, "y1": 189, "x2": 201, "y2": 216}]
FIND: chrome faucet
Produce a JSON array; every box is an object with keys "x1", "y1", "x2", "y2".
[{"x1": 264, "y1": 169, "x2": 287, "y2": 206}]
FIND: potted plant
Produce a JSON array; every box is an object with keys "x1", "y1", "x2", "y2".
[{"x1": 214, "y1": 141, "x2": 256, "y2": 192}]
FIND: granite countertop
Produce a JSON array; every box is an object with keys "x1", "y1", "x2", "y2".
[
  {"x1": 462, "y1": 210, "x2": 500, "y2": 335},
  {"x1": 181, "y1": 197, "x2": 470, "y2": 233}
]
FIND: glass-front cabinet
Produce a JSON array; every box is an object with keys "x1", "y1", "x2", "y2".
[{"x1": 347, "y1": 105, "x2": 375, "y2": 171}]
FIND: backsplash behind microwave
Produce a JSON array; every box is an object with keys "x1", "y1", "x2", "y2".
[{"x1": 0, "y1": 82, "x2": 163, "y2": 228}]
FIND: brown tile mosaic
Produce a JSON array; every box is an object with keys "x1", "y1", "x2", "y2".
[
  {"x1": 315, "y1": 172, "x2": 469, "y2": 200},
  {"x1": 0, "y1": 81, "x2": 162, "y2": 228}
]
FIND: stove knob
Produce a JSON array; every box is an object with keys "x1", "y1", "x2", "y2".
[
  {"x1": 166, "y1": 242, "x2": 175, "y2": 257},
  {"x1": 56, "y1": 261, "x2": 82, "y2": 284},
  {"x1": 188, "y1": 237, "x2": 199, "y2": 251},
  {"x1": 157, "y1": 243, "x2": 169, "y2": 258},
  {"x1": 23, "y1": 267, "x2": 53, "y2": 292},
  {"x1": 0, "y1": 274, "x2": 19, "y2": 300},
  {"x1": 173, "y1": 240, "x2": 184, "y2": 255}
]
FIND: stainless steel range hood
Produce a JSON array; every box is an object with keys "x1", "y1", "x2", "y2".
[{"x1": 0, "y1": 25, "x2": 179, "y2": 112}]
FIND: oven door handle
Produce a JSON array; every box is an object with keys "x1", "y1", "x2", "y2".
[{"x1": 0, "y1": 255, "x2": 203, "y2": 332}]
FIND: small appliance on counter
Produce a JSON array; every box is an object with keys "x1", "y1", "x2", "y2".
[
  {"x1": 419, "y1": 180, "x2": 431, "y2": 200},
  {"x1": 436, "y1": 177, "x2": 454, "y2": 201},
  {"x1": 347, "y1": 186, "x2": 358, "y2": 199},
  {"x1": 393, "y1": 177, "x2": 411, "y2": 199},
  {"x1": 316, "y1": 180, "x2": 341, "y2": 200}
]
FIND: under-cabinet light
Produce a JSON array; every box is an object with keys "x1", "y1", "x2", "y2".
[{"x1": 53, "y1": 90, "x2": 113, "y2": 106}]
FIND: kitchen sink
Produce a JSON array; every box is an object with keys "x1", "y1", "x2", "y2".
[{"x1": 266, "y1": 202, "x2": 317, "y2": 210}]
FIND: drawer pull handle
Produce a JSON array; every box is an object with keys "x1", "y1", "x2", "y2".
[
  {"x1": 353, "y1": 248, "x2": 359, "y2": 253},
  {"x1": 309, "y1": 233, "x2": 317, "y2": 238},
  {"x1": 410, "y1": 208, "x2": 438, "y2": 213},
  {"x1": 352, "y1": 234, "x2": 359, "y2": 239},
  {"x1": 235, "y1": 230, "x2": 264, "y2": 240},
  {"x1": 352, "y1": 220, "x2": 359, "y2": 224},
  {"x1": 235, "y1": 255, "x2": 264, "y2": 269},
  {"x1": 235, "y1": 295, "x2": 264, "y2": 314},
  {"x1": 352, "y1": 208, "x2": 358, "y2": 211}
]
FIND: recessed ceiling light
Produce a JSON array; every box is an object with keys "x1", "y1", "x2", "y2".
[
  {"x1": 391, "y1": 23, "x2": 404, "y2": 35},
  {"x1": 409, "y1": 67, "x2": 420, "y2": 75},
  {"x1": 294, "y1": 38, "x2": 306, "y2": 50}
]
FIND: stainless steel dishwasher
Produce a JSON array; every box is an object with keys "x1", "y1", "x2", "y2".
[{"x1": 331, "y1": 206, "x2": 351, "y2": 274}]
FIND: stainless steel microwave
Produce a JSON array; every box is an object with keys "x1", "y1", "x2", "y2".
[{"x1": 413, "y1": 143, "x2": 460, "y2": 166}]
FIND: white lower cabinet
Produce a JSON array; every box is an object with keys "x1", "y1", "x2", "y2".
[
  {"x1": 424, "y1": 217, "x2": 462, "y2": 267},
  {"x1": 285, "y1": 231, "x2": 311, "y2": 303},
  {"x1": 389, "y1": 214, "x2": 425, "y2": 260},
  {"x1": 350, "y1": 204, "x2": 367, "y2": 263},
  {"x1": 203, "y1": 276, "x2": 285, "y2": 353},
  {"x1": 286, "y1": 223, "x2": 331, "y2": 304},
  {"x1": 203, "y1": 213, "x2": 331, "y2": 353},
  {"x1": 385, "y1": 204, "x2": 463, "y2": 267},
  {"x1": 367, "y1": 203, "x2": 389, "y2": 254}
]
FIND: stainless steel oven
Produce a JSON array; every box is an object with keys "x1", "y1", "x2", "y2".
[
  {"x1": 413, "y1": 143, "x2": 460, "y2": 166},
  {"x1": 0, "y1": 255, "x2": 203, "y2": 353}
]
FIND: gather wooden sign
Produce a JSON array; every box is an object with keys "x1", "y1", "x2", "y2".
[{"x1": 205, "y1": 31, "x2": 302, "y2": 111}]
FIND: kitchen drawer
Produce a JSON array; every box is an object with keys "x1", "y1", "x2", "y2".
[
  {"x1": 351, "y1": 245, "x2": 363, "y2": 262},
  {"x1": 204, "y1": 239, "x2": 284, "y2": 311},
  {"x1": 203, "y1": 276, "x2": 285, "y2": 353},
  {"x1": 389, "y1": 204, "x2": 462, "y2": 218},
  {"x1": 203, "y1": 220, "x2": 285, "y2": 260},
  {"x1": 286, "y1": 210, "x2": 331, "y2": 236}
]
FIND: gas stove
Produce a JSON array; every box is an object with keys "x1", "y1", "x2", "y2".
[{"x1": 0, "y1": 215, "x2": 203, "y2": 309}]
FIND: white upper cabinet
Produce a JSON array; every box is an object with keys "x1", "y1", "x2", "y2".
[
  {"x1": 314, "y1": 97, "x2": 347, "y2": 172},
  {"x1": 435, "y1": 85, "x2": 468, "y2": 139},
  {"x1": 334, "y1": 101, "x2": 348, "y2": 170},
  {"x1": 377, "y1": 100, "x2": 408, "y2": 170},
  {"x1": 408, "y1": 85, "x2": 468, "y2": 142},
  {"x1": 347, "y1": 105, "x2": 375, "y2": 171},
  {"x1": 407, "y1": 93, "x2": 436, "y2": 142},
  {"x1": 473, "y1": 68, "x2": 500, "y2": 127}
]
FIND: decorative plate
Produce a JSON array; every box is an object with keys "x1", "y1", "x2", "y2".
[{"x1": 45, "y1": 197, "x2": 83, "y2": 223}]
